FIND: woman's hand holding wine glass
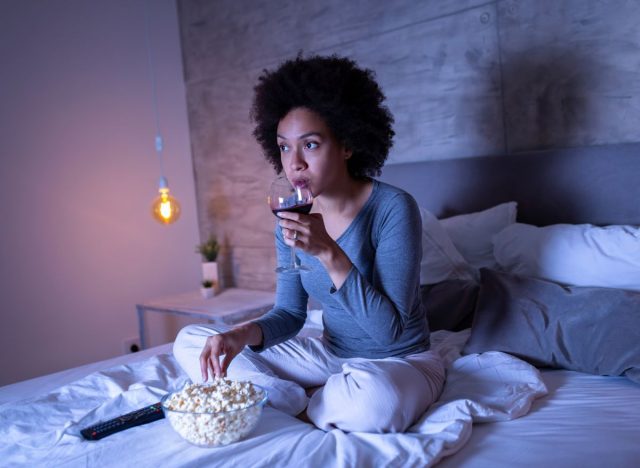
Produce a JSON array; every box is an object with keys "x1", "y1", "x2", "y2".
[{"x1": 268, "y1": 175, "x2": 314, "y2": 273}]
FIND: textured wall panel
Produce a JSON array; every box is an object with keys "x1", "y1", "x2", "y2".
[
  {"x1": 316, "y1": 4, "x2": 503, "y2": 162},
  {"x1": 178, "y1": 0, "x2": 492, "y2": 84},
  {"x1": 499, "y1": 0, "x2": 640, "y2": 151},
  {"x1": 231, "y1": 245, "x2": 277, "y2": 291},
  {"x1": 187, "y1": 71, "x2": 279, "y2": 289}
]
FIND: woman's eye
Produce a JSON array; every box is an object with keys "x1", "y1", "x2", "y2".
[
  {"x1": 305, "y1": 141, "x2": 319, "y2": 150},
  {"x1": 278, "y1": 144, "x2": 289, "y2": 152}
]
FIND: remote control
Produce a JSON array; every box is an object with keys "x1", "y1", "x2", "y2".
[{"x1": 80, "y1": 402, "x2": 164, "y2": 440}]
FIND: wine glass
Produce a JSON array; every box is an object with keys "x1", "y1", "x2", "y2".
[{"x1": 268, "y1": 175, "x2": 314, "y2": 273}]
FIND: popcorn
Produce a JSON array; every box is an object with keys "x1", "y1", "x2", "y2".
[{"x1": 162, "y1": 379, "x2": 266, "y2": 447}]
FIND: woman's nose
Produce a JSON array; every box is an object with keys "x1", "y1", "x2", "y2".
[{"x1": 288, "y1": 148, "x2": 307, "y2": 171}]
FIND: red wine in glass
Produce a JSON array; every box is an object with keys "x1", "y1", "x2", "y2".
[
  {"x1": 271, "y1": 203, "x2": 313, "y2": 217},
  {"x1": 268, "y1": 176, "x2": 314, "y2": 273}
]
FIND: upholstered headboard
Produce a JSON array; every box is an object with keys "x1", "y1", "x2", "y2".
[{"x1": 380, "y1": 143, "x2": 640, "y2": 226}]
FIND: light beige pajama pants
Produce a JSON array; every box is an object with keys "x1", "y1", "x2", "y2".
[{"x1": 173, "y1": 324, "x2": 445, "y2": 433}]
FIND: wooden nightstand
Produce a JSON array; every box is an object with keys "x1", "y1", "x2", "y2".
[{"x1": 135, "y1": 288, "x2": 275, "y2": 349}]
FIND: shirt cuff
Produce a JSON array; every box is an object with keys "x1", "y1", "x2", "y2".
[{"x1": 247, "y1": 320, "x2": 270, "y2": 352}]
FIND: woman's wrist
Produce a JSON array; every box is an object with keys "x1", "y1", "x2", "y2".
[{"x1": 232, "y1": 322, "x2": 263, "y2": 347}]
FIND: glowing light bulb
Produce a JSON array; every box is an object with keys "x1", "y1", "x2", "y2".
[{"x1": 151, "y1": 177, "x2": 181, "y2": 225}]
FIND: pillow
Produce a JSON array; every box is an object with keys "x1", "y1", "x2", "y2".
[
  {"x1": 493, "y1": 223, "x2": 640, "y2": 291},
  {"x1": 420, "y1": 279, "x2": 479, "y2": 332},
  {"x1": 464, "y1": 269, "x2": 640, "y2": 384},
  {"x1": 440, "y1": 202, "x2": 517, "y2": 270},
  {"x1": 419, "y1": 207, "x2": 476, "y2": 285}
]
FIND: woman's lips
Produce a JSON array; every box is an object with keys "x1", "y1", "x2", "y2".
[{"x1": 292, "y1": 178, "x2": 309, "y2": 189}]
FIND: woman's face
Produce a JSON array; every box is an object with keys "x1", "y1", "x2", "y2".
[{"x1": 276, "y1": 107, "x2": 351, "y2": 197}]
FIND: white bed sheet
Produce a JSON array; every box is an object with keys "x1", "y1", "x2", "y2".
[
  {"x1": 0, "y1": 344, "x2": 173, "y2": 405},
  {"x1": 438, "y1": 369, "x2": 640, "y2": 467},
  {"x1": 1, "y1": 328, "x2": 639, "y2": 467},
  {"x1": 1, "y1": 330, "x2": 548, "y2": 467}
]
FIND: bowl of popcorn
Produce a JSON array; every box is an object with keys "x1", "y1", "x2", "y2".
[{"x1": 161, "y1": 379, "x2": 268, "y2": 447}]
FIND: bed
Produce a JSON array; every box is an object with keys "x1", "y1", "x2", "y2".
[{"x1": 1, "y1": 143, "x2": 639, "y2": 467}]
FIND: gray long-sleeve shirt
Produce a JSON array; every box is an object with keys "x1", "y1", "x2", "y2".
[{"x1": 252, "y1": 180, "x2": 430, "y2": 359}]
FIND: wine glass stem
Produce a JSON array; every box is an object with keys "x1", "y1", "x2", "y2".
[{"x1": 290, "y1": 246, "x2": 298, "y2": 269}]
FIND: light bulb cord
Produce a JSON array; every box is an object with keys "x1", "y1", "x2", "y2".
[{"x1": 143, "y1": 0, "x2": 165, "y2": 180}]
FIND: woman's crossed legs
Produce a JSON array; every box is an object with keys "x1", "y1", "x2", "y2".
[{"x1": 173, "y1": 324, "x2": 444, "y2": 433}]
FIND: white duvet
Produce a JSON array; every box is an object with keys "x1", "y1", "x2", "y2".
[{"x1": 0, "y1": 330, "x2": 547, "y2": 467}]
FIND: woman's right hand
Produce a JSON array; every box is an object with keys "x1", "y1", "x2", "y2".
[{"x1": 199, "y1": 323, "x2": 263, "y2": 381}]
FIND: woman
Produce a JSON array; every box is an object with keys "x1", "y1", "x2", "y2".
[{"x1": 174, "y1": 55, "x2": 444, "y2": 433}]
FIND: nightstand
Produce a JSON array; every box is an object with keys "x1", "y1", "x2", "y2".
[{"x1": 135, "y1": 288, "x2": 275, "y2": 349}]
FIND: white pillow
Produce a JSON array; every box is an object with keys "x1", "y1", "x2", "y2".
[
  {"x1": 419, "y1": 207, "x2": 476, "y2": 285},
  {"x1": 440, "y1": 202, "x2": 517, "y2": 270},
  {"x1": 493, "y1": 223, "x2": 640, "y2": 291}
]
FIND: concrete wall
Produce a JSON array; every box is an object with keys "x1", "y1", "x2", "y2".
[
  {"x1": 176, "y1": 0, "x2": 640, "y2": 292},
  {"x1": 0, "y1": 0, "x2": 201, "y2": 386}
]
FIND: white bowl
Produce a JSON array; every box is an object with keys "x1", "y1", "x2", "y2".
[{"x1": 161, "y1": 383, "x2": 267, "y2": 447}]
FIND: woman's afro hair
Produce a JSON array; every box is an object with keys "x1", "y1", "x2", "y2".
[{"x1": 251, "y1": 55, "x2": 395, "y2": 178}]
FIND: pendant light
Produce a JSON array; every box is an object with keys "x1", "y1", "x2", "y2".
[{"x1": 145, "y1": 0, "x2": 181, "y2": 225}]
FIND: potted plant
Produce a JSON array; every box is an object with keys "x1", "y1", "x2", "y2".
[
  {"x1": 196, "y1": 235, "x2": 220, "y2": 291},
  {"x1": 200, "y1": 279, "x2": 215, "y2": 299}
]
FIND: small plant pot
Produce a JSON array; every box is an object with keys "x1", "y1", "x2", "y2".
[
  {"x1": 202, "y1": 262, "x2": 219, "y2": 284},
  {"x1": 200, "y1": 287, "x2": 215, "y2": 299}
]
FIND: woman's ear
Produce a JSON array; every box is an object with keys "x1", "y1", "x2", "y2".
[{"x1": 344, "y1": 148, "x2": 353, "y2": 160}]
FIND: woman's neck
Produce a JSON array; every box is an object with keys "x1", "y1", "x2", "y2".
[{"x1": 315, "y1": 178, "x2": 373, "y2": 217}]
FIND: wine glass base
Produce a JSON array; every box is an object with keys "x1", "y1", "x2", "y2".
[{"x1": 275, "y1": 265, "x2": 311, "y2": 274}]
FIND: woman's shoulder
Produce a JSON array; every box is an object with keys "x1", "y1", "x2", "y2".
[
  {"x1": 372, "y1": 179, "x2": 419, "y2": 209},
  {"x1": 366, "y1": 180, "x2": 421, "y2": 243}
]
